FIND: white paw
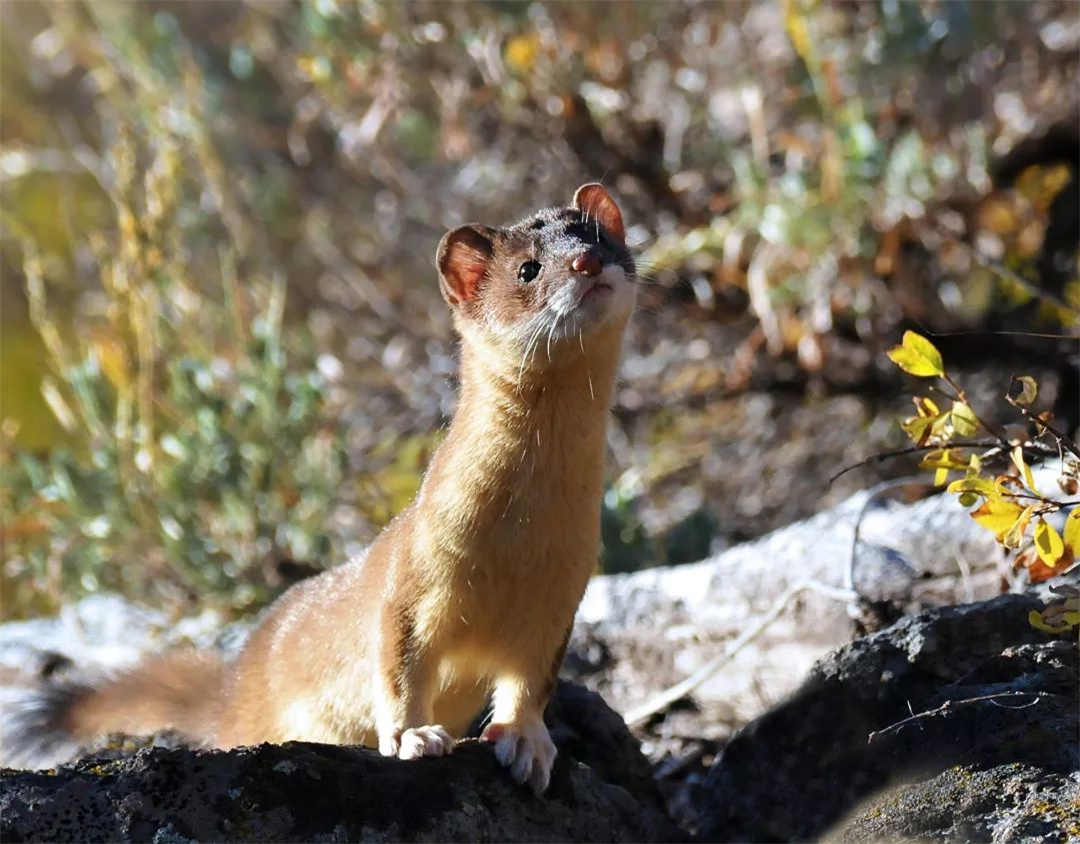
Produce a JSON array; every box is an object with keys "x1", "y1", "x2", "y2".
[
  {"x1": 379, "y1": 725, "x2": 454, "y2": 760},
  {"x1": 482, "y1": 719, "x2": 557, "y2": 795}
]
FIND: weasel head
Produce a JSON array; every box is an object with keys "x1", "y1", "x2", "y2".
[{"x1": 436, "y1": 184, "x2": 636, "y2": 365}]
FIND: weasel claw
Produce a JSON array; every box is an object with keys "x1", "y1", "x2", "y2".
[
  {"x1": 380, "y1": 725, "x2": 454, "y2": 760},
  {"x1": 482, "y1": 719, "x2": 556, "y2": 795}
]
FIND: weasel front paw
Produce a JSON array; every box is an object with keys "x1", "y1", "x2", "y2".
[
  {"x1": 482, "y1": 718, "x2": 557, "y2": 795},
  {"x1": 378, "y1": 725, "x2": 455, "y2": 760}
]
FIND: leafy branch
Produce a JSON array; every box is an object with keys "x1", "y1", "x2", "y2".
[{"x1": 886, "y1": 330, "x2": 1079, "y2": 634}]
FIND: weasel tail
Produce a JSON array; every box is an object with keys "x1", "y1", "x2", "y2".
[{"x1": 3, "y1": 650, "x2": 224, "y2": 769}]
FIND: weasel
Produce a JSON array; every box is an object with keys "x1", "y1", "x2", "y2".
[{"x1": 4, "y1": 184, "x2": 636, "y2": 795}]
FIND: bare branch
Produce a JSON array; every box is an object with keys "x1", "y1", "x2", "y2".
[
  {"x1": 941, "y1": 373, "x2": 1013, "y2": 450},
  {"x1": 1004, "y1": 385, "x2": 1080, "y2": 460},
  {"x1": 622, "y1": 579, "x2": 858, "y2": 727},
  {"x1": 845, "y1": 477, "x2": 927, "y2": 615},
  {"x1": 867, "y1": 692, "x2": 1050, "y2": 744},
  {"x1": 826, "y1": 441, "x2": 1059, "y2": 487}
]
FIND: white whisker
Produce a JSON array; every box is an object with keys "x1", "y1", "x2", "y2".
[
  {"x1": 579, "y1": 329, "x2": 595, "y2": 401},
  {"x1": 516, "y1": 312, "x2": 549, "y2": 390}
]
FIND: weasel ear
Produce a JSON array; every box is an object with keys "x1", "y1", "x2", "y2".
[
  {"x1": 572, "y1": 183, "x2": 625, "y2": 244},
  {"x1": 436, "y1": 225, "x2": 495, "y2": 306}
]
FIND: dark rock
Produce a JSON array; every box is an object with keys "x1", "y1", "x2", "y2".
[
  {"x1": 1, "y1": 682, "x2": 684, "y2": 843},
  {"x1": 546, "y1": 680, "x2": 664, "y2": 812},
  {"x1": 697, "y1": 590, "x2": 1080, "y2": 843},
  {"x1": 827, "y1": 765, "x2": 1080, "y2": 843}
]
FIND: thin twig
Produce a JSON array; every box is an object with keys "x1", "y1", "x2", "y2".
[
  {"x1": 826, "y1": 441, "x2": 1060, "y2": 487},
  {"x1": 918, "y1": 328, "x2": 1080, "y2": 340},
  {"x1": 845, "y1": 477, "x2": 926, "y2": 617},
  {"x1": 622, "y1": 579, "x2": 858, "y2": 727},
  {"x1": 942, "y1": 373, "x2": 1013, "y2": 450},
  {"x1": 954, "y1": 550, "x2": 975, "y2": 604},
  {"x1": 867, "y1": 692, "x2": 1048, "y2": 744},
  {"x1": 1004, "y1": 389, "x2": 1080, "y2": 460},
  {"x1": 970, "y1": 251, "x2": 1080, "y2": 316},
  {"x1": 927, "y1": 220, "x2": 1080, "y2": 316}
]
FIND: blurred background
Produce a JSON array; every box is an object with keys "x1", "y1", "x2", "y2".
[{"x1": 1, "y1": 0, "x2": 1077, "y2": 620}]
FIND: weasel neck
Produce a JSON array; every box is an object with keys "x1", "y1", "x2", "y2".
[
  {"x1": 418, "y1": 321, "x2": 627, "y2": 539},
  {"x1": 454, "y1": 320, "x2": 624, "y2": 453}
]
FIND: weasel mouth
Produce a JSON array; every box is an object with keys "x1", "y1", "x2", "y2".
[{"x1": 581, "y1": 281, "x2": 613, "y2": 302}]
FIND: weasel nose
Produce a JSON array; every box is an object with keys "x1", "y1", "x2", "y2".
[{"x1": 571, "y1": 252, "x2": 603, "y2": 278}]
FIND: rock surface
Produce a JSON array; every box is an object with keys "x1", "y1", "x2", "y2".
[
  {"x1": 0, "y1": 743, "x2": 680, "y2": 843},
  {"x1": 571, "y1": 484, "x2": 1009, "y2": 734},
  {"x1": 827, "y1": 765, "x2": 1080, "y2": 844},
  {"x1": 566, "y1": 484, "x2": 1015, "y2": 824},
  {"x1": 0, "y1": 682, "x2": 683, "y2": 844},
  {"x1": 696, "y1": 582, "x2": 1080, "y2": 843}
]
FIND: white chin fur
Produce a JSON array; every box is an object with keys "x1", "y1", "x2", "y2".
[
  {"x1": 552, "y1": 265, "x2": 634, "y2": 325},
  {"x1": 490, "y1": 265, "x2": 635, "y2": 352}
]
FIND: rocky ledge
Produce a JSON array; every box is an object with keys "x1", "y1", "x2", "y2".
[
  {"x1": 697, "y1": 588, "x2": 1080, "y2": 843},
  {"x1": 2, "y1": 577, "x2": 1077, "y2": 842},
  {"x1": 0, "y1": 682, "x2": 682, "y2": 843}
]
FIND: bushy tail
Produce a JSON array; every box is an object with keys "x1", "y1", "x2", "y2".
[{"x1": 2, "y1": 650, "x2": 225, "y2": 770}]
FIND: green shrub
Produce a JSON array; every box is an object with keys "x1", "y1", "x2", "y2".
[
  {"x1": 0, "y1": 3, "x2": 349, "y2": 616},
  {"x1": 2, "y1": 273, "x2": 347, "y2": 615}
]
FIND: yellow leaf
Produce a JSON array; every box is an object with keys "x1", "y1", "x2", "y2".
[
  {"x1": 913, "y1": 396, "x2": 940, "y2": 418},
  {"x1": 930, "y1": 413, "x2": 952, "y2": 440},
  {"x1": 781, "y1": 0, "x2": 815, "y2": 66},
  {"x1": 1028, "y1": 609, "x2": 1054, "y2": 633},
  {"x1": 1028, "y1": 600, "x2": 1080, "y2": 634},
  {"x1": 979, "y1": 195, "x2": 1020, "y2": 236},
  {"x1": 91, "y1": 330, "x2": 132, "y2": 393},
  {"x1": 1003, "y1": 505, "x2": 1034, "y2": 549},
  {"x1": 951, "y1": 402, "x2": 978, "y2": 437},
  {"x1": 1034, "y1": 519, "x2": 1064, "y2": 567},
  {"x1": 1063, "y1": 509, "x2": 1080, "y2": 557},
  {"x1": 970, "y1": 499, "x2": 1025, "y2": 541},
  {"x1": 1012, "y1": 376, "x2": 1038, "y2": 406},
  {"x1": 995, "y1": 474, "x2": 1022, "y2": 493},
  {"x1": 1016, "y1": 163, "x2": 1072, "y2": 213},
  {"x1": 887, "y1": 331, "x2": 945, "y2": 377},
  {"x1": 948, "y1": 476, "x2": 999, "y2": 498},
  {"x1": 1010, "y1": 446, "x2": 1038, "y2": 493},
  {"x1": 1028, "y1": 609, "x2": 1069, "y2": 634},
  {"x1": 920, "y1": 448, "x2": 968, "y2": 471},
  {"x1": 901, "y1": 415, "x2": 933, "y2": 446},
  {"x1": 505, "y1": 34, "x2": 539, "y2": 74},
  {"x1": 924, "y1": 448, "x2": 966, "y2": 486}
]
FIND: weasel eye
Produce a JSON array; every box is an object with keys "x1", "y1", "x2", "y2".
[{"x1": 518, "y1": 261, "x2": 541, "y2": 283}]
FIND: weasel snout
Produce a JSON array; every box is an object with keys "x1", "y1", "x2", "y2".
[{"x1": 571, "y1": 251, "x2": 603, "y2": 277}]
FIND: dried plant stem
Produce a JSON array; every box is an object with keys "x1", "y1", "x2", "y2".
[
  {"x1": 1004, "y1": 393, "x2": 1080, "y2": 460},
  {"x1": 826, "y1": 441, "x2": 1056, "y2": 487},
  {"x1": 622, "y1": 579, "x2": 858, "y2": 727},
  {"x1": 867, "y1": 692, "x2": 1050, "y2": 744},
  {"x1": 940, "y1": 373, "x2": 1012, "y2": 450}
]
